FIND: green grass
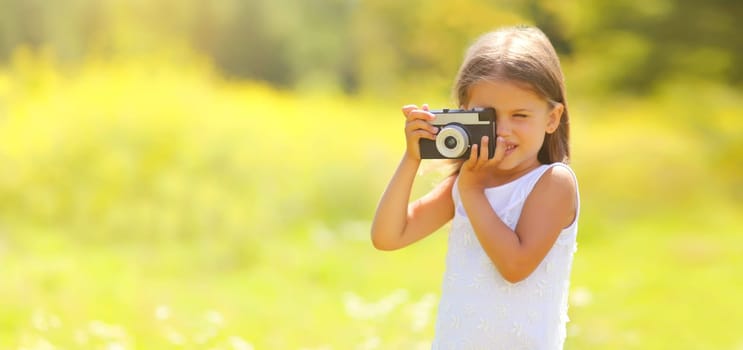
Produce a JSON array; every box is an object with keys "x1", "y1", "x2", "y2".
[
  {"x1": 0, "y1": 53, "x2": 741, "y2": 349},
  {"x1": 4, "y1": 218, "x2": 742, "y2": 349}
]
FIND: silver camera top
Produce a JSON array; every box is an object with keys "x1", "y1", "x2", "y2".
[{"x1": 429, "y1": 108, "x2": 493, "y2": 126}]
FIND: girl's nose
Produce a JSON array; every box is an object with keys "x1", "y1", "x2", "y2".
[{"x1": 496, "y1": 120, "x2": 511, "y2": 137}]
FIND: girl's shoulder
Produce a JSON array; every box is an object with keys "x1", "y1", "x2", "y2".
[
  {"x1": 542, "y1": 162, "x2": 577, "y2": 183},
  {"x1": 529, "y1": 163, "x2": 580, "y2": 225},
  {"x1": 505, "y1": 162, "x2": 577, "y2": 193},
  {"x1": 533, "y1": 162, "x2": 578, "y2": 196}
]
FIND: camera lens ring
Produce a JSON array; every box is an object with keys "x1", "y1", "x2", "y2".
[{"x1": 435, "y1": 124, "x2": 469, "y2": 158}]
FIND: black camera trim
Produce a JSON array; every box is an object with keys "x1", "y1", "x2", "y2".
[{"x1": 419, "y1": 108, "x2": 496, "y2": 159}]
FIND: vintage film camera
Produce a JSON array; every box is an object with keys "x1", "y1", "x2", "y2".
[{"x1": 419, "y1": 108, "x2": 496, "y2": 159}]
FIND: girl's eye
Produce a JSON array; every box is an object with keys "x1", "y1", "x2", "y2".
[{"x1": 513, "y1": 114, "x2": 527, "y2": 118}]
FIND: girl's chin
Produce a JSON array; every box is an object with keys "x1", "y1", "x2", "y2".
[
  {"x1": 496, "y1": 159, "x2": 516, "y2": 170},
  {"x1": 497, "y1": 156, "x2": 538, "y2": 172}
]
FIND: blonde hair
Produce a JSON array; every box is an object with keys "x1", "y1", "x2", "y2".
[{"x1": 453, "y1": 25, "x2": 570, "y2": 164}]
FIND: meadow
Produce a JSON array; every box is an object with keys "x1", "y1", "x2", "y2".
[{"x1": 0, "y1": 51, "x2": 742, "y2": 349}]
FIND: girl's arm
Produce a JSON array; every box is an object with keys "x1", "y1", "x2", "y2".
[
  {"x1": 371, "y1": 155, "x2": 455, "y2": 250},
  {"x1": 460, "y1": 164, "x2": 577, "y2": 283},
  {"x1": 370, "y1": 104, "x2": 456, "y2": 250}
]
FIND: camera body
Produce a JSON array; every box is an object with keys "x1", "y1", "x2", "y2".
[{"x1": 419, "y1": 108, "x2": 496, "y2": 159}]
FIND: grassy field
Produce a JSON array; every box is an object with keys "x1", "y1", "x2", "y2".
[{"x1": 1, "y1": 53, "x2": 742, "y2": 349}]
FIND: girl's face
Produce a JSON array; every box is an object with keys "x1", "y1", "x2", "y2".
[{"x1": 466, "y1": 80, "x2": 563, "y2": 173}]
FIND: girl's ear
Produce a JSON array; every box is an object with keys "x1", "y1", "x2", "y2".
[{"x1": 546, "y1": 103, "x2": 564, "y2": 134}]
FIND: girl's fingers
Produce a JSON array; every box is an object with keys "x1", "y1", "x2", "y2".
[
  {"x1": 412, "y1": 129, "x2": 437, "y2": 141},
  {"x1": 408, "y1": 109, "x2": 435, "y2": 122},
  {"x1": 405, "y1": 120, "x2": 439, "y2": 135},
  {"x1": 478, "y1": 136, "x2": 489, "y2": 166},
  {"x1": 402, "y1": 104, "x2": 418, "y2": 118},
  {"x1": 490, "y1": 136, "x2": 506, "y2": 163},
  {"x1": 403, "y1": 104, "x2": 435, "y2": 121},
  {"x1": 402, "y1": 104, "x2": 435, "y2": 121},
  {"x1": 467, "y1": 143, "x2": 478, "y2": 167}
]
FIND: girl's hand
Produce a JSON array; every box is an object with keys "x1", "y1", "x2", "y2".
[
  {"x1": 458, "y1": 136, "x2": 506, "y2": 192},
  {"x1": 401, "y1": 104, "x2": 439, "y2": 161}
]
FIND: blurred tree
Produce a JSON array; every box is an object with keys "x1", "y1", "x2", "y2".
[
  {"x1": 279, "y1": 0, "x2": 359, "y2": 93},
  {"x1": 0, "y1": 0, "x2": 740, "y2": 94},
  {"x1": 351, "y1": 0, "x2": 527, "y2": 98},
  {"x1": 542, "y1": 0, "x2": 743, "y2": 94},
  {"x1": 525, "y1": 0, "x2": 573, "y2": 55},
  {"x1": 0, "y1": 0, "x2": 57, "y2": 57},
  {"x1": 209, "y1": 1, "x2": 295, "y2": 86}
]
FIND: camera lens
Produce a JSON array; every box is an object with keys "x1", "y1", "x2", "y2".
[
  {"x1": 435, "y1": 124, "x2": 469, "y2": 158},
  {"x1": 444, "y1": 136, "x2": 458, "y2": 149}
]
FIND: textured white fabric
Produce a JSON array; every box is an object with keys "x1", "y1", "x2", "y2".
[{"x1": 431, "y1": 163, "x2": 579, "y2": 350}]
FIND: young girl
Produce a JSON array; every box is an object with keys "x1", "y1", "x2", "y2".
[{"x1": 371, "y1": 26, "x2": 579, "y2": 349}]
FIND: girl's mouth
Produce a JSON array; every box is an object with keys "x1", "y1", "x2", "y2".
[{"x1": 504, "y1": 144, "x2": 517, "y2": 156}]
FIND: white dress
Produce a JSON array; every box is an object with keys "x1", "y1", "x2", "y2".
[{"x1": 431, "y1": 163, "x2": 579, "y2": 350}]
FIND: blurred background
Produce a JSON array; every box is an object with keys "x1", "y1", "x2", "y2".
[{"x1": 0, "y1": 0, "x2": 741, "y2": 349}]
